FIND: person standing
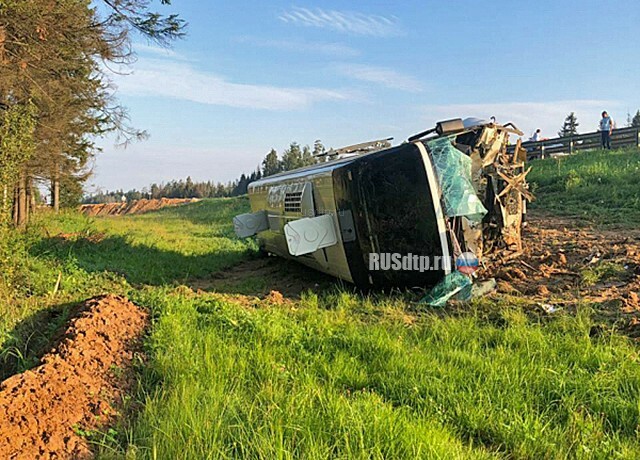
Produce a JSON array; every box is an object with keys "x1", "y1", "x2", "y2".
[
  {"x1": 599, "y1": 111, "x2": 614, "y2": 150},
  {"x1": 530, "y1": 129, "x2": 541, "y2": 142}
]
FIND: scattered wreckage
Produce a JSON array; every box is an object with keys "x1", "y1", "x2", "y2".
[{"x1": 234, "y1": 118, "x2": 533, "y2": 300}]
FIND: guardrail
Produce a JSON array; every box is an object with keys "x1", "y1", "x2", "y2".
[{"x1": 509, "y1": 126, "x2": 640, "y2": 160}]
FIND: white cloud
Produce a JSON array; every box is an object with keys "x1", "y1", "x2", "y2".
[
  {"x1": 279, "y1": 7, "x2": 400, "y2": 37},
  {"x1": 419, "y1": 100, "x2": 623, "y2": 140},
  {"x1": 236, "y1": 36, "x2": 360, "y2": 57},
  {"x1": 336, "y1": 63, "x2": 424, "y2": 92},
  {"x1": 135, "y1": 43, "x2": 182, "y2": 59},
  {"x1": 113, "y1": 56, "x2": 349, "y2": 111}
]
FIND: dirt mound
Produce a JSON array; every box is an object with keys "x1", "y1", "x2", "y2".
[
  {"x1": 0, "y1": 295, "x2": 148, "y2": 459},
  {"x1": 80, "y1": 197, "x2": 198, "y2": 217}
]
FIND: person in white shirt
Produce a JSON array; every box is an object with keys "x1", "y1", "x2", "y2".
[
  {"x1": 530, "y1": 129, "x2": 541, "y2": 142},
  {"x1": 599, "y1": 111, "x2": 614, "y2": 150}
]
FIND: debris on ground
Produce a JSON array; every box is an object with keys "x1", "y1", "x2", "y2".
[
  {"x1": 484, "y1": 214, "x2": 640, "y2": 337},
  {"x1": 420, "y1": 271, "x2": 472, "y2": 307},
  {"x1": 540, "y1": 303, "x2": 561, "y2": 314},
  {"x1": 79, "y1": 198, "x2": 198, "y2": 217},
  {"x1": 199, "y1": 212, "x2": 639, "y2": 337},
  {"x1": 0, "y1": 295, "x2": 148, "y2": 459},
  {"x1": 265, "y1": 290, "x2": 286, "y2": 305},
  {"x1": 470, "y1": 278, "x2": 497, "y2": 299}
]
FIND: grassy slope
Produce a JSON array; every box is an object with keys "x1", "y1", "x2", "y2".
[
  {"x1": 0, "y1": 198, "x2": 253, "y2": 376},
  {"x1": 528, "y1": 147, "x2": 640, "y2": 225},
  {"x1": 0, "y1": 150, "x2": 639, "y2": 458}
]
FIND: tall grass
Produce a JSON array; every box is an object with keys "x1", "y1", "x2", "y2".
[
  {"x1": 34, "y1": 197, "x2": 256, "y2": 285},
  {"x1": 112, "y1": 289, "x2": 640, "y2": 459}
]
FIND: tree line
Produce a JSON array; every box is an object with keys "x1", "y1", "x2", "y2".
[
  {"x1": 84, "y1": 140, "x2": 329, "y2": 203},
  {"x1": 0, "y1": 0, "x2": 186, "y2": 226}
]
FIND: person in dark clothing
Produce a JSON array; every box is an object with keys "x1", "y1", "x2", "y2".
[{"x1": 599, "y1": 111, "x2": 614, "y2": 150}]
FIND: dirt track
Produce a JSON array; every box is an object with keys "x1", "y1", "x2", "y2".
[
  {"x1": 0, "y1": 295, "x2": 148, "y2": 459},
  {"x1": 80, "y1": 198, "x2": 198, "y2": 216}
]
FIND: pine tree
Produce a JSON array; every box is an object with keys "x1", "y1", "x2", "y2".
[
  {"x1": 281, "y1": 142, "x2": 304, "y2": 171},
  {"x1": 0, "y1": 0, "x2": 185, "y2": 223},
  {"x1": 312, "y1": 140, "x2": 325, "y2": 156},
  {"x1": 632, "y1": 110, "x2": 640, "y2": 128},
  {"x1": 558, "y1": 112, "x2": 579, "y2": 137},
  {"x1": 313, "y1": 140, "x2": 328, "y2": 163},
  {"x1": 262, "y1": 149, "x2": 280, "y2": 177},
  {"x1": 301, "y1": 145, "x2": 314, "y2": 166}
]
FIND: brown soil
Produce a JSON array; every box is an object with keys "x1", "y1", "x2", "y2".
[
  {"x1": 79, "y1": 198, "x2": 198, "y2": 217},
  {"x1": 189, "y1": 256, "x2": 336, "y2": 299},
  {"x1": 484, "y1": 214, "x2": 640, "y2": 336},
  {"x1": 0, "y1": 295, "x2": 148, "y2": 459},
  {"x1": 53, "y1": 232, "x2": 106, "y2": 243}
]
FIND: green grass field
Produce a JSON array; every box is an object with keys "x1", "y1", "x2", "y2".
[
  {"x1": 1, "y1": 148, "x2": 640, "y2": 458},
  {"x1": 528, "y1": 147, "x2": 640, "y2": 225}
]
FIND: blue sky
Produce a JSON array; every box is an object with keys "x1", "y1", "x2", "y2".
[{"x1": 90, "y1": 0, "x2": 640, "y2": 192}]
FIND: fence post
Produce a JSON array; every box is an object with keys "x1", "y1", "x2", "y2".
[
  {"x1": 569, "y1": 138, "x2": 574, "y2": 154},
  {"x1": 540, "y1": 144, "x2": 545, "y2": 159},
  {"x1": 637, "y1": 127, "x2": 640, "y2": 148}
]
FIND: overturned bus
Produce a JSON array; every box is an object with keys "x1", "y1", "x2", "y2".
[{"x1": 234, "y1": 118, "x2": 532, "y2": 288}]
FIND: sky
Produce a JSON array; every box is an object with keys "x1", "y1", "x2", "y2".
[{"x1": 89, "y1": 0, "x2": 640, "y2": 192}]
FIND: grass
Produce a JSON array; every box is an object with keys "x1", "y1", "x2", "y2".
[
  {"x1": 528, "y1": 147, "x2": 640, "y2": 225},
  {"x1": 1, "y1": 149, "x2": 640, "y2": 458},
  {"x1": 580, "y1": 262, "x2": 629, "y2": 287},
  {"x1": 0, "y1": 198, "x2": 255, "y2": 378},
  {"x1": 35, "y1": 197, "x2": 255, "y2": 285},
  {"x1": 114, "y1": 289, "x2": 640, "y2": 459}
]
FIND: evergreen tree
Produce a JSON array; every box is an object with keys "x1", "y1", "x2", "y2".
[
  {"x1": 632, "y1": 110, "x2": 640, "y2": 128},
  {"x1": 262, "y1": 149, "x2": 280, "y2": 177},
  {"x1": 312, "y1": 140, "x2": 325, "y2": 155},
  {"x1": 216, "y1": 183, "x2": 226, "y2": 197},
  {"x1": 558, "y1": 112, "x2": 579, "y2": 137},
  {"x1": 0, "y1": 0, "x2": 185, "y2": 223},
  {"x1": 302, "y1": 145, "x2": 314, "y2": 166},
  {"x1": 281, "y1": 142, "x2": 304, "y2": 171},
  {"x1": 313, "y1": 140, "x2": 327, "y2": 163},
  {"x1": 185, "y1": 176, "x2": 195, "y2": 197}
]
